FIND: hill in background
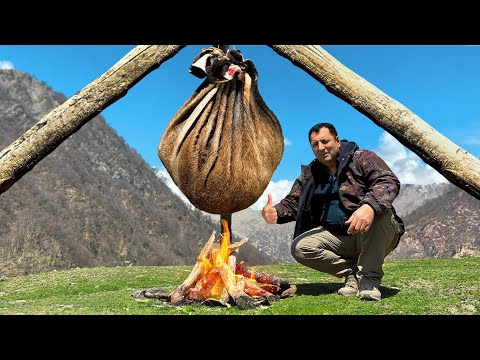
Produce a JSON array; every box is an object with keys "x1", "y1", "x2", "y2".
[{"x1": 390, "y1": 184, "x2": 480, "y2": 259}]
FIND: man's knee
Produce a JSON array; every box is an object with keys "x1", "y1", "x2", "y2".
[
  {"x1": 290, "y1": 236, "x2": 332, "y2": 262},
  {"x1": 368, "y1": 209, "x2": 398, "y2": 242},
  {"x1": 291, "y1": 237, "x2": 309, "y2": 260}
]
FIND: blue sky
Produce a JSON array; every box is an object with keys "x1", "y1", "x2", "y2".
[{"x1": 1, "y1": 45, "x2": 479, "y2": 210}]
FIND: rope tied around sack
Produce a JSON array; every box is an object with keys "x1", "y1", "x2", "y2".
[{"x1": 189, "y1": 47, "x2": 258, "y2": 84}]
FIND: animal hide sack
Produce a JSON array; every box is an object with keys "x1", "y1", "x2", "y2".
[{"x1": 158, "y1": 47, "x2": 284, "y2": 214}]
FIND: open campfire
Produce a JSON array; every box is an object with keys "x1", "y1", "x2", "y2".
[{"x1": 132, "y1": 219, "x2": 296, "y2": 309}]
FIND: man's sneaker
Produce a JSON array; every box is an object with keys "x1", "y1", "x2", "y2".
[
  {"x1": 358, "y1": 284, "x2": 382, "y2": 301},
  {"x1": 337, "y1": 274, "x2": 358, "y2": 296}
]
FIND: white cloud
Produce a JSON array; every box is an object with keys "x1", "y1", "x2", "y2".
[
  {"x1": 284, "y1": 137, "x2": 292, "y2": 146},
  {"x1": 250, "y1": 179, "x2": 294, "y2": 211},
  {"x1": 375, "y1": 131, "x2": 448, "y2": 185},
  {"x1": 0, "y1": 61, "x2": 14, "y2": 70}
]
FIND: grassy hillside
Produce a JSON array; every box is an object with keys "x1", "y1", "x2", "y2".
[{"x1": 0, "y1": 257, "x2": 478, "y2": 315}]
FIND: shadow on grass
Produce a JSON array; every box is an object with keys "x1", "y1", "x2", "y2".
[{"x1": 295, "y1": 282, "x2": 401, "y2": 299}]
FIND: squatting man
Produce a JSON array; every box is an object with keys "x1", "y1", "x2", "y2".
[{"x1": 262, "y1": 122, "x2": 405, "y2": 301}]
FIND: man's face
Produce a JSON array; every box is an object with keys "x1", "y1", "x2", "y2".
[{"x1": 310, "y1": 127, "x2": 340, "y2": 167}]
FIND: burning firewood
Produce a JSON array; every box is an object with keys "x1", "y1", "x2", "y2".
[
  {"x1": 242, "y1": 280, "x2": 276, "y2": 301},
  {"x1": 132, "y1": 220, "x2": 296, "y2": 309},
  {"x1": 168, "y1": 230, "x2": 216, "y2": 305},
  {"x1": 235, "y1": 261, "x2": 292, "y2": 294}
]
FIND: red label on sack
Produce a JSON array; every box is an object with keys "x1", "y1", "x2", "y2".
[{"x1": 224, "y1": 65, "x2": 241, "y2": 80}]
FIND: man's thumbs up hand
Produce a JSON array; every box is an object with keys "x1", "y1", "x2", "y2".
[{"x1": 262, "y1": 194, "x2": 277, "y2": 224}]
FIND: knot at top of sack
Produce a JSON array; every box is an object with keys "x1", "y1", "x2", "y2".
[{"x1": 189, "y1": 47, "x2": 257, "y2": 84}]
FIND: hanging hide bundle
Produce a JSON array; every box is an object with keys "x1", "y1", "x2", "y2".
[{"x1": 158, "y1": 47, "x2": 284, "y2": 214}]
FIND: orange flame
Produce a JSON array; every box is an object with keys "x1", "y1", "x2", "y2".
[
  {"x1": 183, "y1": 218, "x2": 286, "y2": 305},
  {"x1": 189, "y1": 218, "x2": 232, "y2": 300},
  {"x1": 217, "y1": 218, "x2": 230, "y2": 265}
]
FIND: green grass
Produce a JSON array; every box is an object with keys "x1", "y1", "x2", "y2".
[{"x1": 0, "y1": 257, "x2": 479, "y2": 315}]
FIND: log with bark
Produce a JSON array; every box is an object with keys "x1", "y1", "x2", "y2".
[{"x1": 269, "y1": 45, "x2": 480, "y2": 200}]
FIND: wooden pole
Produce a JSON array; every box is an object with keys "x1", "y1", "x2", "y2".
[
  {"x1": 220, "y1": 213, "x2": 232, "y2": 238},
  {"x1": 269, "y1": 45, "x2": 480, "y2": 200},
  {"x1": 0, "y1": 45, "x2": 185, "y2": 195}
]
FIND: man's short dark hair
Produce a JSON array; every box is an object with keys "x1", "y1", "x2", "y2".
[{"x1": 308, "y1": 122, "x2": 338, "y2": 141}]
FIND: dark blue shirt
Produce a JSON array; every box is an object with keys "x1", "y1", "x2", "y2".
[{"x1": 312, "y1": 167, "x2": 349, "y2": 234}]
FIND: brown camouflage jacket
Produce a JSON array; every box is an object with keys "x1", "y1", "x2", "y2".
[{"x1": 275, "y1": 140, "x2": 405, "y2": 240}]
